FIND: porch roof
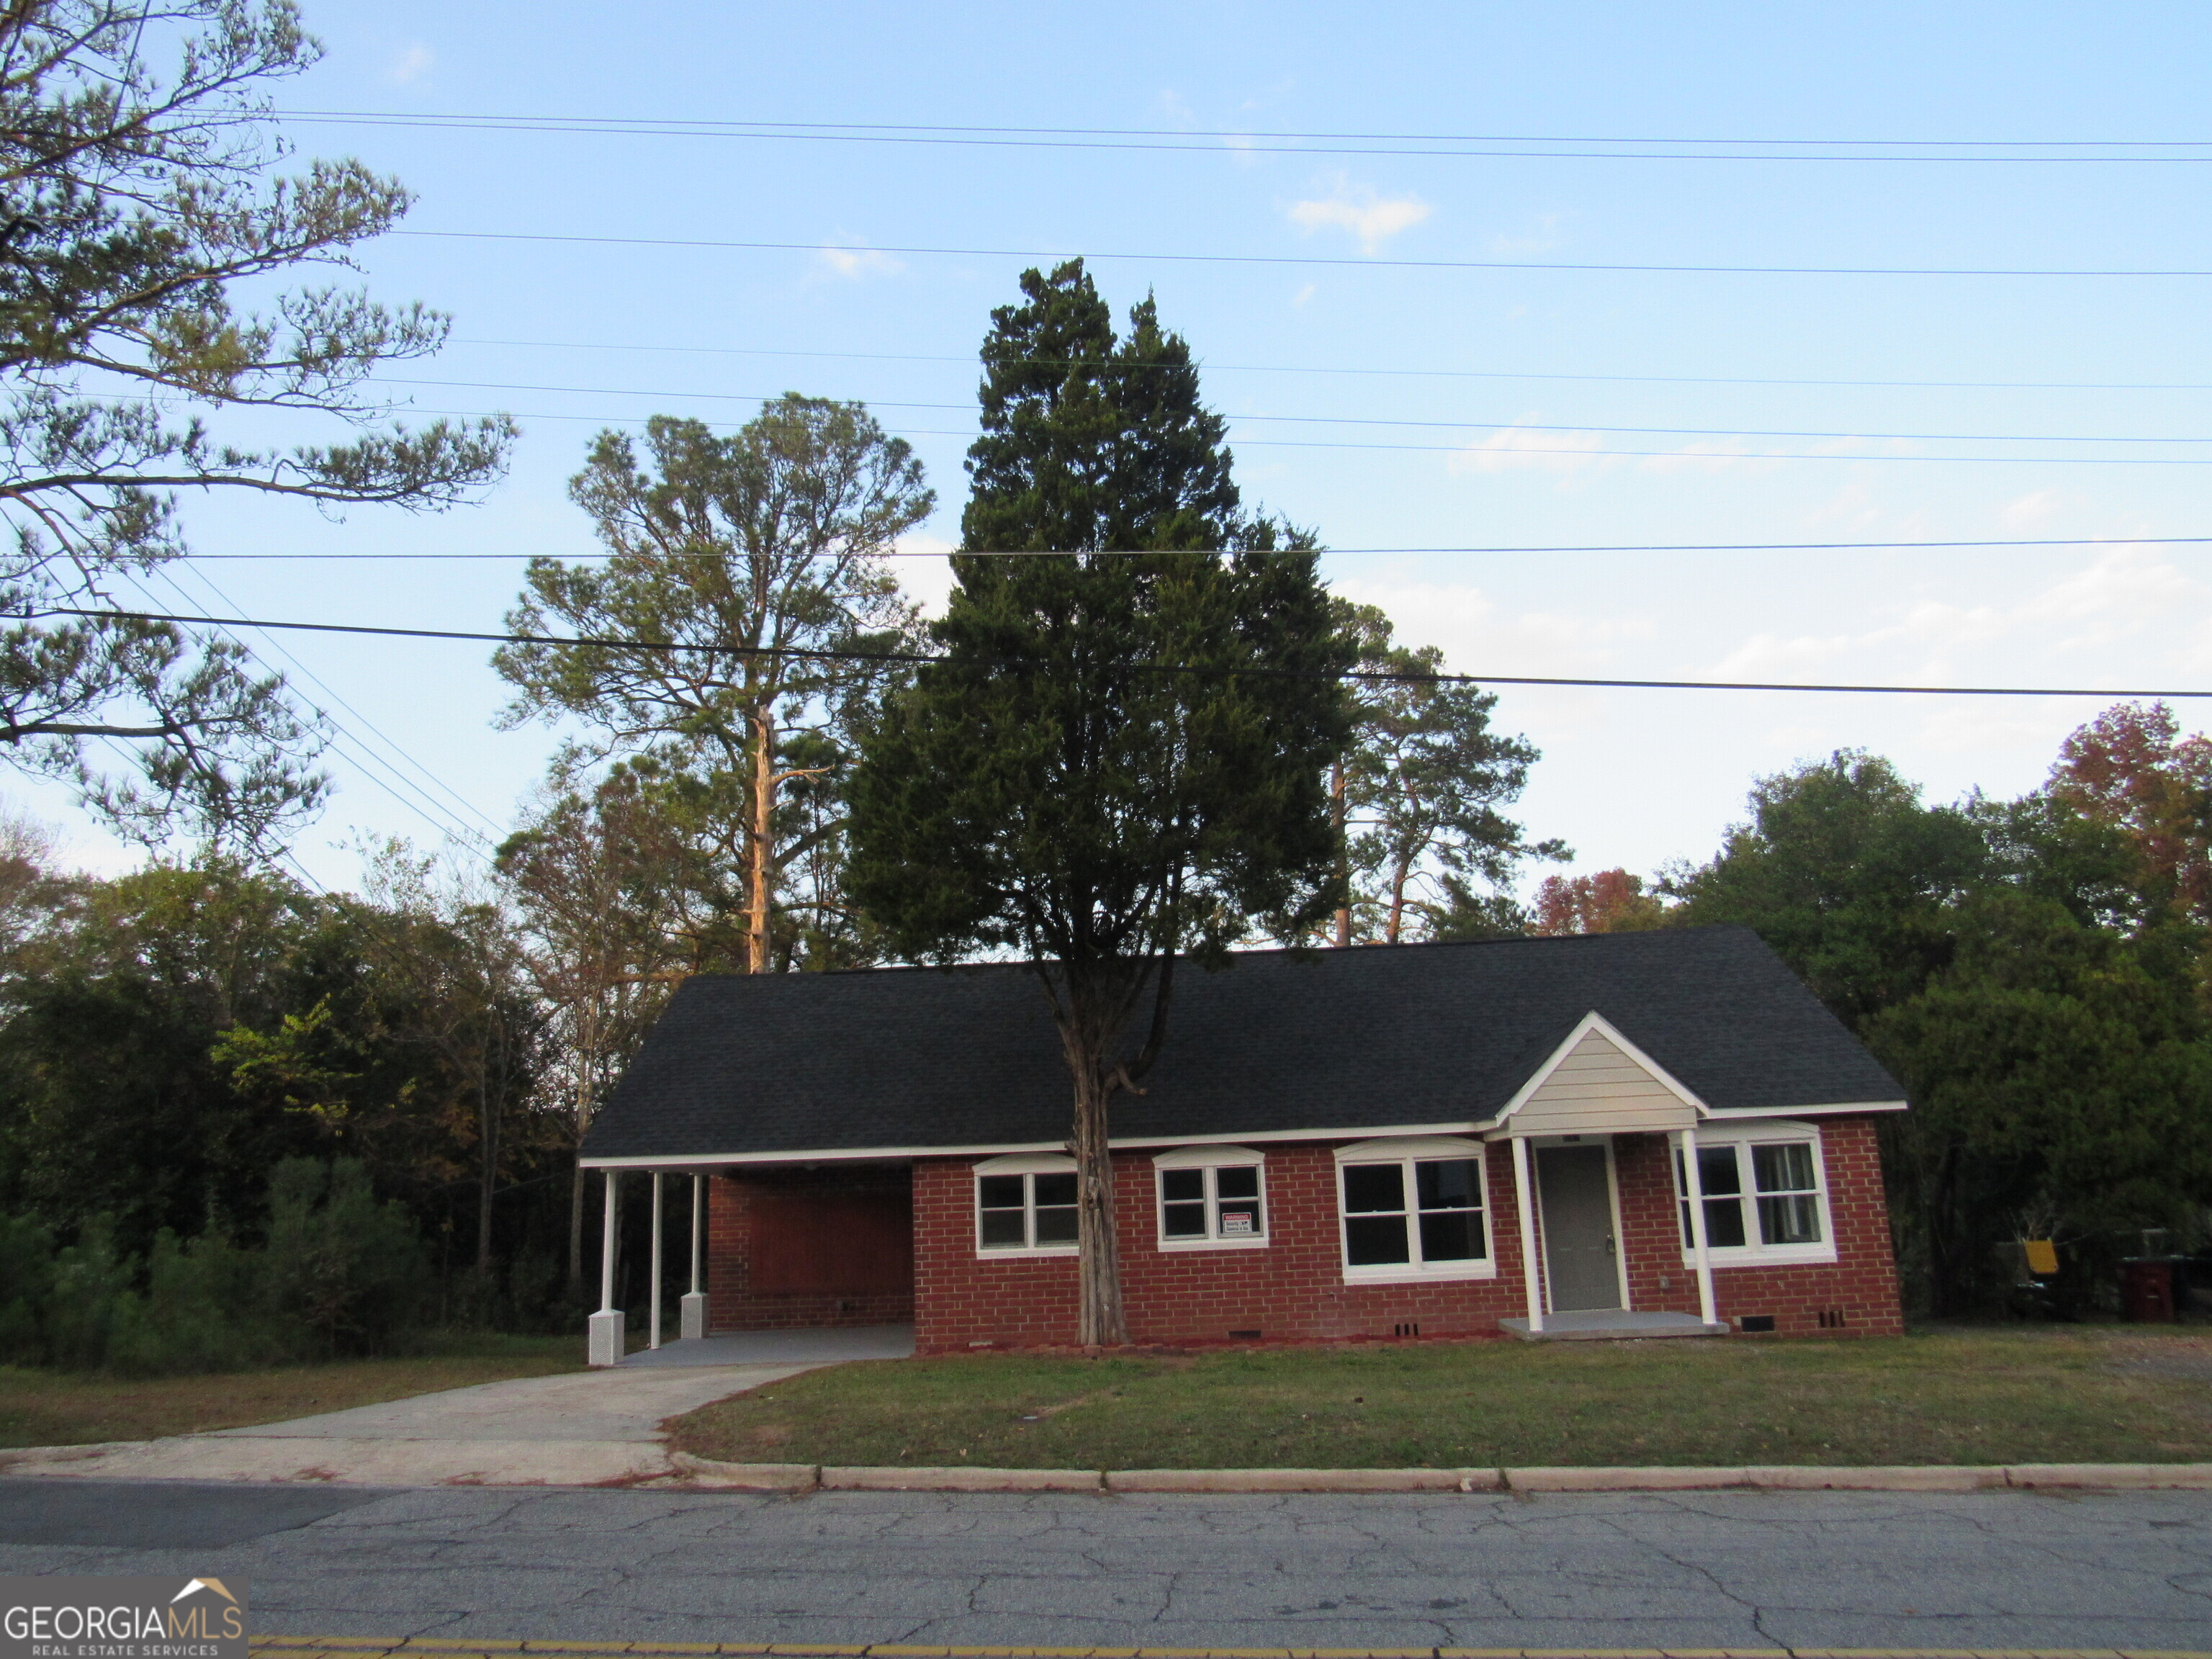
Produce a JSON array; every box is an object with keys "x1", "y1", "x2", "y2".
[{"x1": 582, "y1": 925, "x2": 1902, "y2": 1166}]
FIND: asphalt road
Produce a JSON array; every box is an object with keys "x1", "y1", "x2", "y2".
[{"x1": 0, "y1": 1478, "x2": 2207, "y2": 1652}]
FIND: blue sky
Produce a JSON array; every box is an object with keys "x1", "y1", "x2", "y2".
[{"x1": 30, "y1": 1, "x2": 2212, "y2": 898}]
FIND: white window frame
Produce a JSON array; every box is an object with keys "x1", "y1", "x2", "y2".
[
  {"x1": 1152, "y1": 1145, "x2": 1270, "y2": 1251},
  {"x1": 1674, "y1": 1119, "x2": 1839, "y2": 1267},
  {"x1": 1334, "y1": 1136, "x2": 1498, "y2": 1283},
  {"x1": 972, "y1": 1152, "x2": 1079, "y2": 1258}
]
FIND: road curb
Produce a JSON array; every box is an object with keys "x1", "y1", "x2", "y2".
[
  {"x1": 758, "y1": 1461, "x2": 2212, "y2": 1494},
  {"x1": 821, "y1": 1465, "x2": 1102, "y2": 1491},
  {"x1": 1107, "y1": 1467, "x2": 1476, "y2": 1493},
  {"x1": 667, "y1": 1453, "x2": 819, "y2": 1491}
]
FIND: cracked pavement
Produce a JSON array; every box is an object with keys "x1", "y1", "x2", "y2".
[{"x1": 0, "y1": 1478, "x2": 2206, "y2": 1650}]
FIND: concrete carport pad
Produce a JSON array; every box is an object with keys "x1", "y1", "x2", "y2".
[
  {"x1": 0, "y1": 1478, "x2": 395, "y2": 1547},
  {"x1": 207, "y1": 1362, "x2": 822, "y2": 1442},
  {"x1": 0, "y1": 1362, "x2": 819, "y2": 1486}
]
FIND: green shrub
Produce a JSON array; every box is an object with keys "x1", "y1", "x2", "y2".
[
  {"x1": 0, "y1": 1159, "x2": 433, "y2": 1374},
  {"x1": 264, "y1": 1159, "x2": 431, "y2": 1355}
]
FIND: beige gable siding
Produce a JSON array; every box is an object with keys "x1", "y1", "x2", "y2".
[{"x1": 1506, "y1": 1028, "x2": 1699, "y2": 1136}]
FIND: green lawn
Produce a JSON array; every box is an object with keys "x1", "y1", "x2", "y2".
[
  {"x1": 0, "y1": 1333, "x2": 585, "y2": 1449},
  {"x1": 670, "y1": 1324, "x2": 2212, "y2": 1470}
]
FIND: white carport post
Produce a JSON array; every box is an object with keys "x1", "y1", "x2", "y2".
[
  {"x1": 1676, "y1": 1126, "x2": 1720, "y2": 1329},
  {"x1": 1510, "y1": 1134, "x2": 1544, "y2": 1335},
  {"x1": 587, "y1": 1169, "x2": 624, "y2": 1367},
  {"x1": 648, "y1": 1171, "x2": 665, "y2": 1350},
  {"x1": 680, "y1": 1172, "x2": 708, "y2": 1341}
]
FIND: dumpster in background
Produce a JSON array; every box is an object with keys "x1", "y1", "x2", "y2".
[{"x1": 2119, "y1": 1256, "x2": 2180, "y2": 1322}]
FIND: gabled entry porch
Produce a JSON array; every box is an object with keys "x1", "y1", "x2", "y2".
[{"x1": 1492, "y1": 1012, "x2": 1726, "y2": 1339}]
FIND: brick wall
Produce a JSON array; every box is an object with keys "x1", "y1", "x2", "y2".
[
  {"x1": 912, "y1": 1114, "x2": 1905, "y2": 1351},
  {"x1": 705, "y1": 1164, "x2": 916, "y2": 1331}
]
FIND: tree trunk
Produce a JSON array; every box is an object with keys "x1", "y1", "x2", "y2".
[
  {"x1": 746, "y1": 704, "x2": 775, "y2": 974},
  {"x1": 565, "y1": 1013, "x2": 598, "y2": 1298},
  {"x1": 1385, "y1": 855, "x2": 1411, "y2": 945},
  {"x1": 1331, "y1": 759, "x2": 1351, "y2": 947},
  {"x1": 566, "y1": 1160, "x2": 586, "y2": 1300},
  {"x1": 1071, "y1": 1061, "x2": 1128, "y2": 1346},
  {"x1": 476, "y1": 1084, "x2": 498, "y2": 1276}
]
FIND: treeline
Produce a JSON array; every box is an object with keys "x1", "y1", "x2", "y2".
[
  {"x1": 1531, "y1": 701, "x2": 2212, "y2": 1315},
  {"x1": 0, "y1": 838, "x2": 580, "y2": 1349}
]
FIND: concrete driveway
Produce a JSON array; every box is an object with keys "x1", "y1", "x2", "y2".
[{"x1": 0, "y1": 1326, "x2": 912, "y2": 1488}]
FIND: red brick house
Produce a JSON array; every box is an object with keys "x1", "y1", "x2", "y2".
[{"x1": 577, "y1": 927, "x2": 1908, "y2": 1362}]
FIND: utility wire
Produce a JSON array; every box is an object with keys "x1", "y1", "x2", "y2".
[
  {"x1": 354, "y1": 403, "x2": 2212, "y2": 464},
  {"x1": 453, "y1": 336, "x2": 2212, "y2": 395},
  {"x1": 180, "y1": 534, "x2": 2212, "y2": 561},
  {"x1": 37, "y1": 604, "x2": 2212, "y2": 701},
  {"x1": 374, "y1": 376, "x2": 2212, "y2": 446},
  {"x1": 158, "y1": 561, "x2": 507, "y2": 846},
  {"x1": 283, "y1": 109, "x2": 2212, "y2": 163},
  {"x1": 397, "y1": 229, "x2": 2212, "y2": 280},
  {"x1": 132, "y1": 565, "x2": 501, "y2": 859}
]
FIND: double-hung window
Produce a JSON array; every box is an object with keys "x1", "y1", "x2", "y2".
[
  {"x1": 973, "y1": 1154, "x2": 1079, "y2": 1255},
  {"x1": 1335, "y1": 1137, "x2": 1496, "y2": 1281},
  {"x1": 1154, "y1": 1146, "x2": 1267, "y2": 1249},
  {"x1": 1674, "y1": 1122, "x2": 1836, "y2": 1264}
]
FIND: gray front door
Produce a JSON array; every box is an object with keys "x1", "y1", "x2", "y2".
[{"x1": 1536, "y1": 1145, "x2": 1621, "y2": 1312}]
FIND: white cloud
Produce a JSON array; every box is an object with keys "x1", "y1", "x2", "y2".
[
  {"x1": 1448, "y1": 425, "x2": 1609, "y2": 477},
  {"x1": 386, "y1": 43, "x2": 434, "y2": 84},
  {"x1": 1287, "y1": 174, "x2": 1432, "y2": 253},
  {"x1": 1290, "y1": 282, "x2": 1316, "y2": 308},
  {"x1": 1488, "y1": 212, "x2": 1565, "y2": 256},
  {"x1": 817, "y1": 244, "x2": 904, "y2": 279},
  {"x1": 1707, "y1": 544, "x2": 2208, "y2": 684},
  {"x1": 1637, "y1": 441, "x2": 1763, "y2": 477},
  {"x1": 2000, "y1": 488, "x2": 2070, "y2": 528},
  {"x1": 889, "y1": 534, "x2": 957, "y2": 619}
]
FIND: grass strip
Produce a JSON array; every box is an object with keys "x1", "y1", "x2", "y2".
[
  {"x1": 670, "y1": 1323, "x2": 2212, "y2": 1470},
  {"x1": 0, "y1": 1333, "x2": 585, "y2": 1448}
]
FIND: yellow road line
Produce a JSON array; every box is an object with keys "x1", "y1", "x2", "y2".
[{"x1": 243, "y1": 1643, "x2": 2212, "y2": 1659}]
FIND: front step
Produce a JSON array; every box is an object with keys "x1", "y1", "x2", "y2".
[{"x1": 1501, "y1": 1310, "x2": 1728, "y2": 1341}]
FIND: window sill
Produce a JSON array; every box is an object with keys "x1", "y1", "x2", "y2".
[
  {"x1": 1342, "y1": 1262, "x2": 1498, "y2": 1284},
  {"x1": 976, "y1": 1245, "x2": 1079, "y2": 1260},
  {"x1": 1680, "y1": 1245, "x2": 1838, "y2": 1269},
  {"x1": 1156, "y1": 1236, "x2": 1271, "y2": 1252}
]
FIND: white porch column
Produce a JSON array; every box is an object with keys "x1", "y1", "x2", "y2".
[
  {"x1": 648, "y1": 1170, "x2": 665, "y2": 1350},
  {"x1": 588, "y1": 1169, "x2": 624, "y2": 1367},
  {"x1": 1511, "y1": 1134, "x2": 1544, "y2": 1335},
  {"x1": 1678, "y1": 1127, "x2": 1719, "y2": 1328},
  {"x1": 680, "y1": 1172, "x2": 707, "y2": 1341}
]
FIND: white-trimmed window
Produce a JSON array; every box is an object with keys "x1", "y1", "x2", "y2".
[
  {"x1": 1335, "y1": 1137, "x2": 1496, "y2": 1281},
  {"x1": 1153, "y1": 1146, "x2": 1268, "y2": 1249},
  {"x1": 973, "y1": 1154, "x2": 1079, "y2": 1255},
  {"x1": 1675, "y1": 1120, "x2": 1838, "y2": 1265}
]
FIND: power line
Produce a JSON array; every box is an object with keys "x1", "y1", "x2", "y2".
[
  {"x1": 398, "y1": 229, "x2": 2212, "y2": 281},
  {"x1": 453, "y1": 335, "x2": 2212, "y2": 395},
  {"x1": 179, "y1": 534, "x2": 2212, "y2": 561},
  {"x1": 160, "y1": 562, "x2": 507, "y2": 845},
  {"x1": 36, "y1": 604, "x2": 2212, "y2": 701},
  {"x1": 374, "y1": 376, "x2": 2212, "y2": 446},
  {"x1": 284, "y1": 109, "x2": 2212, "y2": 163},
  {"x1": 135, "y1": 565, "x2": 502, "y2": 858},
  {"x1": 365, "y1": 404, "x2": 2212, "y2": 465}
]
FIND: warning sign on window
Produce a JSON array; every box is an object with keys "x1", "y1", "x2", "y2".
[{"x1": 1221, "y1": 1212, "x2": 1254, "y2": 1235}]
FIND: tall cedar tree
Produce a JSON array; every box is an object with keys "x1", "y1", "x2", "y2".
[
  {"x1": 0, "y1": 1, "x2": 513, "y2": 849},
  {"x1": 848, "y1": 261, "x2": 1351, "y2": 1345}
]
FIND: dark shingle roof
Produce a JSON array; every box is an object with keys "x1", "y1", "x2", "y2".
[{"x1": 581, "y1": 925, "x2": 1902, "y2": 1162}]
